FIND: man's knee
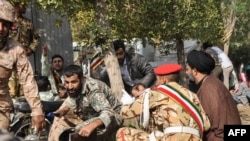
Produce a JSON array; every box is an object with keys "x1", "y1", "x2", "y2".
[{"x1": 0, "y1": 112, "x2": 10, "y2": 130}]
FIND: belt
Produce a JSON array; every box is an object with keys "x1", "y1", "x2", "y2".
[
  {"x1": 164, "y1": 126, "x2": 200, "y2": 137},
  {"x1": 149, "y1": 126, "x2": 200, "y2": 141}
]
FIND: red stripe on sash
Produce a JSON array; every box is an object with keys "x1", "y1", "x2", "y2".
[{"x1": 156, "y1": 86, "x2": 203, "y2": 137}]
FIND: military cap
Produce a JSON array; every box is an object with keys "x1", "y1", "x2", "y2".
[
  {"x1": 154, "y1": 64, "x2": 182, "y2": 75},
  {"x1": 0, "y1": 0, "x2": 15, "y2": 23}
]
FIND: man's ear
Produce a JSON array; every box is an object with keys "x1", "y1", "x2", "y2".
[
  {"x1": 163, "y1": 76, "x2": 169, "y2": 84},
  {"x1": 81, "y1": 76, "x2": 85, "y2": 83},
  {"x1": 192, "y1": 68, "x2": 198, "y2": 75}
]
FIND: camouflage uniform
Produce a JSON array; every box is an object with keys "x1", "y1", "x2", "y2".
[
  {"x1": 0, "y1": 39, "x2": 43, "y2": 130},
  {"x1": 8, "y1": 16, "x2": 39, "y2": 98},
  {"x1": 116, "y1": 82, "x2": 210, "y2": 141},
  {"x1": 48, "y1": 77, "x2": 123, "y2": 141}
]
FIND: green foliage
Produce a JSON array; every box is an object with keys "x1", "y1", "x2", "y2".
[
  {"x1": 9, "y1": 0, "x2": 224, "y2": 53},
  {"x1": 231, "y1": 0, "x2": 250, "y2": 45},
  {"x1": 229, "y1": 0, "x2": 250, "y2": 66},
  {"x1": 109, "y1": 0, "x2": 224, "y2": 47},
  {"x1": 8, "y1": 0, "x2": 31, "y2": 5},
  {"x1": 229, "y1": 44, "x2": 250, "y2": 71}
]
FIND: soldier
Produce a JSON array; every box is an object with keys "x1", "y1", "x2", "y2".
[
  {"x1": 8, "y1": 1, "x2": 40, "y2": 98},
  {"x1": 48, "y1": 65, "x2": 123, "y2": 141},
  {"x1": 116, "y1": 64, "x2": 210, "y2": 141},
  {"x1": 0, "y1": 0, "x2": 45, "y2": 131}
]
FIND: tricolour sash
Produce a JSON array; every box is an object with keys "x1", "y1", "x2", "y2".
[
  {"x1": 155, "y1": 84, "x2": 204, "y2": 137},
  {"x1": 90, "y1": 51, "x2": 104, "y2": 70}
]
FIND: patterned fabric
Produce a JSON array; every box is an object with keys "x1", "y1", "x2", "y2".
[
  {"x1": 0, "y1": 0, "x2": 15, "y2": 23},
  {"x1": 8, "y1": 16, "x2": 39, "y2": 98},
  {"x1": 48, "y1": 77, "x2": 123, "y2": 141},
  {"x1": 155, "y1": 84, "x2": 204, "y2": 135},
  {"x1": 9, "y1": 17, "x2": 39, "y2": 52},
  {"x1": 0, "y1": 39, "x2": 43, "y2": 119},
  {"x1": 117, "y1": 82, "x2": 210, "y2": 141}
]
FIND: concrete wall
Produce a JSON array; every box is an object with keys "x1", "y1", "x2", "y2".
[{"x1": 129, "y1": 39, "x2": 200, "y2": 68}]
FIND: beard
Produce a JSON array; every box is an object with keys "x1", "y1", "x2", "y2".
[
  {"x1": 67, "y1": 85, "x2": 82, "y2": 98},
  {"x1": 0, "y1": 34, "x2": 8, "y2": 49},
  {"x1": 187, "y1": 73, "x2": 195, "y2": 82}
]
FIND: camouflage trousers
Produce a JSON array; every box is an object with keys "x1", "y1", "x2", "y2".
[
  {"x1": 0, "y1": 110, "x2": 10, "y2": 130},
  {"x1": 116, "y1": 127, "x2": 202, "y2": 141},
  {"x1": 48, "y1": 112, "x2": 119, "y2": 141},
  {"x1": 0, "y1": 94, "x2": 12, "y2": 130},
  {"x1": 48, "y1": 109, "x2": 84, "y2": 141}
]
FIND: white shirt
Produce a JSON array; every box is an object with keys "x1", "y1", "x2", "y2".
[{"x1": 211, "y1": 46, "x2": 233, "y2": 68}]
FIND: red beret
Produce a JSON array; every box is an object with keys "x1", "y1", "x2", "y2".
[{"x1": 154, "y1": 64, "x2": 182, "y2": 75}]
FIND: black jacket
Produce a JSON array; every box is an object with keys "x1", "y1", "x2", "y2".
[{"x1": 100, "y1": 52, "x2": 156, "y2": 93}]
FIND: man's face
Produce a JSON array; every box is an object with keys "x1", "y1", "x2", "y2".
[
  {"x1": 64, "y1": 74, "x2": 82, "y2": 98},
  {"x1": 52, "y1": 58, "x2": 64, "y2": 71},
  {"x1": 0, "y1": 19, "x2": 11, "y2": 46},
  {"x1": 185, "y1": 64, "x2": 195, "y2": 82},
  {"x1": 115, "y1": 48, "x2": 125, "y2": 65}
]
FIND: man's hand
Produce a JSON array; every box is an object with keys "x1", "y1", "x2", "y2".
[
  {"x1": 32, "y1": 115, "x2": 46, "y2": 133},
  {"x1": 53, "y1": 108, "x2": 68, "y2": 117},
  {"x1": 42, "y1": 44, "x2": 48, "y2": 56},
  {"x1": 78, "y1": 123, "x2": 96, "y2": 137},
  {"x1": 78, "y1": 119, "x2": 103, "y2": 137}
]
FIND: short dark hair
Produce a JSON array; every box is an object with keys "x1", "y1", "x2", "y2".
[
  {"x1": 51, "y1": 54, "x2": 64, "y2": 62},
  {"x1": 63, "y1": 65, "x2": 83, "y2": 79},
  {"x1": 113, "y1": 39, "x2": 125, "y2": 51},
  {"x1": 35, "y1": 76, "x2": 50, "y2": 92},
  {"x1": 202, "y1": 42, "x2": 213, "y2": 50}
]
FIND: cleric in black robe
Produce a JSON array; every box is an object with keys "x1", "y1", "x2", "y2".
[{"x1": 185, "y1": 50, "x2": 241, "y2": 141}]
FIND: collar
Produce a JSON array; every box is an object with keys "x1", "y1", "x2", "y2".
[{"x1": 196, "y1": 75, "x2": 208, "y2": 89}]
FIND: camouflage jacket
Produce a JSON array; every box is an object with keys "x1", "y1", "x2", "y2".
[
  {"x1": 0, "y1": 39, "x2": 43, "y2": 116},
  {"x1": 9, "y1": 17, "x2": 39, "y2": 52},
  {"x1": 63, "y1": 77, "x2": 123, "y2": 134},
  {"x1": 121, "y1": 82, "x2": 210, "y2": 136}
]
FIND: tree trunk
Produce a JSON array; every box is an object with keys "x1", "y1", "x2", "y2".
[
  {"x1": 221, "y1": 0, "x2": 237, "y2": 55},
  {"x1": 176, "y1": 38, "x2": 188, "y2": 88},
  {"x1": 224, "y1": 40, "x2": 230, "y2": 55},
  {"x1": 95, "y1": 0, "x2": 124, "y2": 100},
  {"x1": 103, "y1": 50, "x2": 124, "y2": 100}
]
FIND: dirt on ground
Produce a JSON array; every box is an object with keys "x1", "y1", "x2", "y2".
[{"x1": 237, "y1": 105, "x2": 250, "y2": 125}]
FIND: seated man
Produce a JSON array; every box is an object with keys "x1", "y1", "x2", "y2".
[
  {"x1": 100, "y1": 39, "x2": 156, "y2": 94},
  {"x1": 35, "y1": 75, "x2": 55, "y2": 101},
  {"x1": 230, "y1": 74, "x2": 249, "y2": 106},
  {"x1": 41, "y1": 44, "x2": 66, "y2": 100},
  {"x1": 48, "y1": 65, "x2": 123, "y2": 141},
  {"x1": 116, "y1": 64, "x2": 210, "y2": 141}
]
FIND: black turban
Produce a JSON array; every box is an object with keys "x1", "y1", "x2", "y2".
[{"x1": 187, "y1": 50, "x2": 215, "y2": 74}]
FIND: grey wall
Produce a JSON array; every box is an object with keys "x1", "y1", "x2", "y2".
[{"x1": 25, "y1": 3, "x2": 73, "y2": 75}]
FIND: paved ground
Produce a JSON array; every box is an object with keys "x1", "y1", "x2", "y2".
[{"x1": 237, "y1": 105, "x2": 250, "y2": 125}]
